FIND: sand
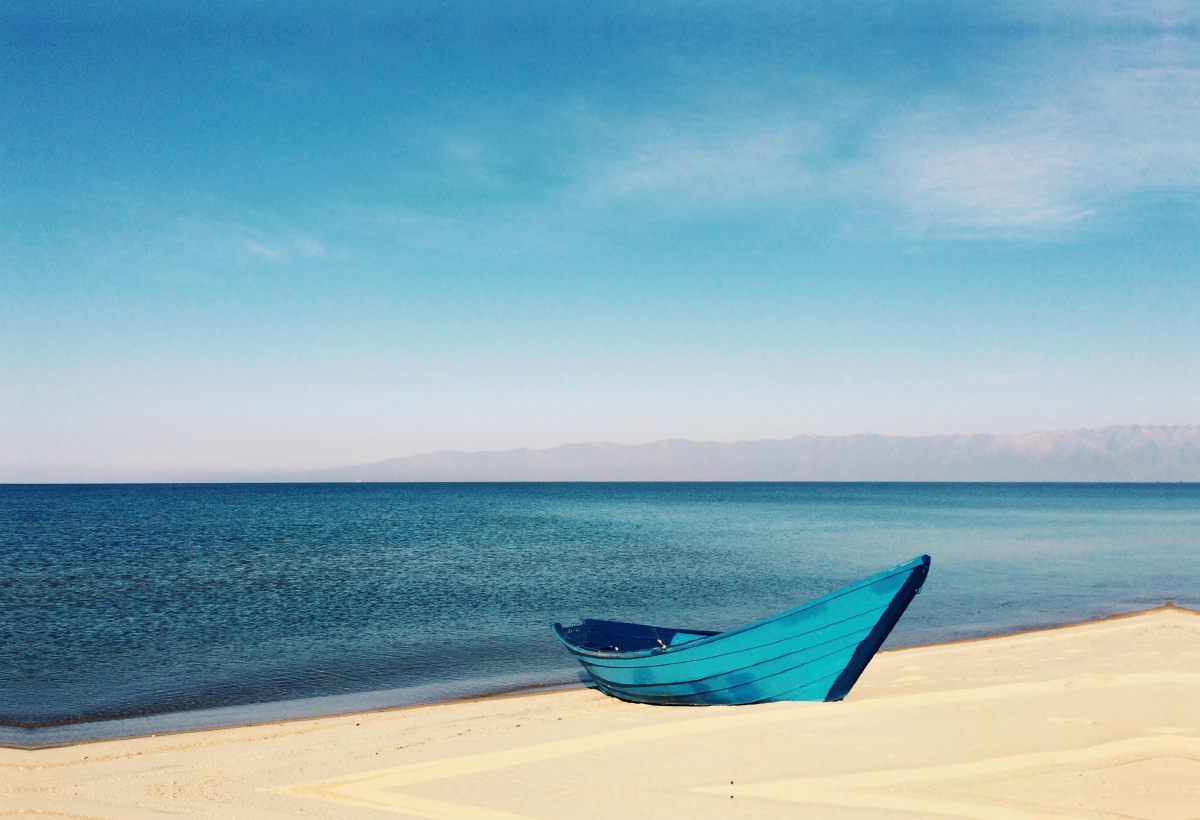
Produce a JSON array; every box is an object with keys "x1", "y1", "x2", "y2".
[{"x1": 5, "y1": 604, "x2": 1199, "y2": 820}]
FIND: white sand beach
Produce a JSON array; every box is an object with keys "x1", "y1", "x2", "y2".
[{"x1": 6, "y1": 604, "x2": 1198, "y2": 819}]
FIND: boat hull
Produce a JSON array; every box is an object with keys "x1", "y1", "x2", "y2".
[{"x1": 554, "y1": 555, "x2": 930, "y2": 705}]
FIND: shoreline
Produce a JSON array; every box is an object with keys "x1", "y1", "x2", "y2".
[
  {"x1": 6, "y1": 602, "x2": 1191, "y2": 752},
  {"x1": 9, "y1": 603, "x2": 1198, "y2": 818},
  {"x1": 0, "y1": 678, "x2": 588, "y2": 752}
]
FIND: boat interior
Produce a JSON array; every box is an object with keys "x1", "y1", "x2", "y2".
[{"x1": 555, "y1": 618, "x2": 720, "y2": 653}]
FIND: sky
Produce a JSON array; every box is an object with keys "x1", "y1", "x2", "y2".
[{"x1": 3, "y1": 1, "x2": 1200, "y2": 479}]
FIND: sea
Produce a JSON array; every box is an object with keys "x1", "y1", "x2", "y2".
[{"x1": 3, "y1": 482, "x2": 1198, "y2": 746}]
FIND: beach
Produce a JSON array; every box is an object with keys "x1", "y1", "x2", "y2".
[{"x1": 7, "y1": 603, "x2": 1197, "y2": 819}]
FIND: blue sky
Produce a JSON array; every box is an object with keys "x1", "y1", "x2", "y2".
[{"x1": 4, "y1": 1, "x2": 1199, "y2": 478}]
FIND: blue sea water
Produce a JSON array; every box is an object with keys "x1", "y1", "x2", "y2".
[{"x1": 3, "y1": 482, "x2": 1198, "y2": 745}]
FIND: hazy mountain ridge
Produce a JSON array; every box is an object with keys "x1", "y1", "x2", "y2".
[{"x1": 308, "y1": 424, "x2": 1200, "y2": 482}]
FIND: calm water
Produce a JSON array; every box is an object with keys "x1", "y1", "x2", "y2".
[{"x1": 3, "y1": 483, "x2": 1198, "y2": 743}]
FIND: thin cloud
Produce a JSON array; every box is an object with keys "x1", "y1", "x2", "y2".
[
  {"x1": 588, "y1": 123, "x2": 816, "y2": 209},
  {"x1": 879, "y1": 110, "x2": 1102, "y2": 235},
  {"x1": 1039, "y1": 0, "x2": 1200, "y2": 26},
  {"x1": 873, "y1": 35, "x2": 1200, "y2": 238},
  {"x1": 246, "y1": 241, "x2": 284, "y2": 260},
  {"x1": 565, "y1": 31, "x2": 1200, "y2": 240},
  {"x1": 244, "y1": 234, "x2": 326, "y2": 261}
]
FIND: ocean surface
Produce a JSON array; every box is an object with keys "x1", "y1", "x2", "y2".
[{"x1": 3, "y1": 482, "x2": 1198, "y2": 745}]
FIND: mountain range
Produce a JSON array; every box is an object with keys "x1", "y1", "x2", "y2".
[{"x1": 305, "y1": 424, "x2": 1200, "y2": 482}]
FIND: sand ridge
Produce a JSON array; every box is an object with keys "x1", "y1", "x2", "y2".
[{"x1": 5, "y1": 604, "x2": 1199, "y2": 819}]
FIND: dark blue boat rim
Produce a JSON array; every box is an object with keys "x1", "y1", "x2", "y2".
[
  {"x1": 826, "y1": 559, "x2": 929, "y2": 701},
  {"x1": 553, "y1": 555, "x2": 931, "y2": 705}
]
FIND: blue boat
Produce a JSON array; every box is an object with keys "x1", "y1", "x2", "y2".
[{"x1": 554, "y1": 554, "x2": 930, "y2": 705}]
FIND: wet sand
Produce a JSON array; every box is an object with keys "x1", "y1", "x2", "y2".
[{"x1": 6, "y1": 604, "x2": 1198, "y2": 819}]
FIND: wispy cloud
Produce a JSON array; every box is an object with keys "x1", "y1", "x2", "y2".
[
  {"x1": 1039, "y1": 0, "x2": 1200, "y2": 26},
  {"x1": 878, "y1": 109, "x2": 1102, "y2": 235},
  {"x1": 246, "y1": 241, "x2": 284, "y2": 259},
  {"x1": 66, "y1": 193, "x2": 333, "y2": 282},
  {"x1": 245, "y1": 235, "x2": 325, "y2": 261},
  {"x1": 587, "y1": 122, "x2": 817, "y2": 209},
  {"x1": 574, "y1": 32, "x2": 1200, "y2": 240},
  {"x1": 869, "y1": 36, "x2": 1200, "y2": 237}
]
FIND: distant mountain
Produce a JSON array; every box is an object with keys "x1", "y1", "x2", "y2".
[{"x1": 306, "y1": 424, "x2": 1200, "y2": 482}]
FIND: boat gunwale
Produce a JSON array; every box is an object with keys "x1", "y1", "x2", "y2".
[
  {"x1": 554, "y1": 554, "x2": 929, "y2": 662},
  {"x1": 573, "y1": 601, "x2": 891, "y2": 674}
]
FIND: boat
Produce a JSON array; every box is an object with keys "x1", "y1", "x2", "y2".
[{"x1": 553, "y1": 554, "x2": 930, "y2": 705}]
